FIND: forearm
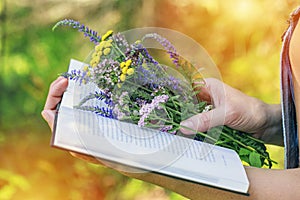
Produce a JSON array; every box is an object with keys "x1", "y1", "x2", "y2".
[
  {"x1": 128, "y1": 167, "x2": 300, "y2": 200},
  {"x1": 128, "y1": 171, "x2": 247, "y2": 200},
  {"x1": 73, "y1": 151, "x2": 300, "y2": 200},
  {"x1": 254, "y1": 104, "x2": 283, "y2": 146}
]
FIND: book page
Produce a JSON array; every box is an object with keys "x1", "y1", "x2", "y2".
[{"x1": 52, "y1": 59, "x2": 249, "y2": 194}]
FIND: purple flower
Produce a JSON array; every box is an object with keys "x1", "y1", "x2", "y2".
[
  {"x1": 138, "y1": 95, "x2": 169, "y2": 127},
  {"x1": 118, "y1": 91, "x2": 129, "y2": 106},
  {"x1": 160, "y1": 125, "x2": 176, "y2": 134},
  {"x1": 76, "y1": 90, "x2": 112, "y2": 107},
  {"x1": 113, "y1": 106, "x2": 126, "y2": 120},
  {"x1": 134, "y1": 63, "x2": 183, "y2": 93},
  {"x1": 165, "y1": 75, "x2": 182, "y2": 92},
  {"x1": 73, "y1": 105, "x2": 116, "y2": 119},
  {"x1": 94, "y1": 106, "x2": 115, "y2": 118},
  {"x1": 111, "y1": 91, "x2": 131, "y2": 120},
  {"x1": 52, "y1": 19, "x2": 101, "y2": 44},
  {"x1": 112, "y1": 33, "x2": 130, "y2": 52},
  {"x1": 131, "y1": 43, "x2": 159, "y2": 66},
  {"x1": 142, "y1": 33, "x2": 180, "y2": 67},
  {"x1": 95, "y1": 91, "x2": 113, "y2": 107},
  {"x1": 93, "y1": 58, "x2": 121, "y2": 89},
  {"x1": 61, "y1": 69, "x2": 90, "y2": 85},
  {"x1": 135, "y1": 65, "x2": 158, "y2": 88}
]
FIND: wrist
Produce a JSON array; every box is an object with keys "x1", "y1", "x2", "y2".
[{"x1": 257, "y1": 104, "x2": 283, "y2": 145}]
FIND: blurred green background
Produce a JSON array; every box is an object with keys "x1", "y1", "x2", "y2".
[{"x1": 0, "y1": 0, "x2": 298, "y2": 199}]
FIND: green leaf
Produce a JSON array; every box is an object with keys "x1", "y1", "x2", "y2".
[
  {"x1": 239, "y1": 148, "x2": 251, "y2": 156},
  {"x1": 249, "y1": 152, "x2": 262, "y2": 168},
  {"x1": 240, "y1": 155, "x2": 250, "y2": 165}
]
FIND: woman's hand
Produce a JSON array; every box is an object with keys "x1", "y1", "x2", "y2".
[
  {"x1": 41, "y1": 77, "x2": 68, "y2": 130},
  {"x1": 180, "y1": 78, "x2": 283, "y2": 145},
  {"x1": 41, "y1": 77, "x2": 102, "y2": 164}
]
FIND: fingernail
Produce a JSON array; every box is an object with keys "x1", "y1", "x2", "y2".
[
  {"x1": 41, "y1": 110, "x2": 50, "y2": 122},
  {"x1": 180, "y1": 120, "x2": 195, "y2": 135},
  {"x1": 58, "y1": 76, "x2": 67, "y2": 83},
  {"x1": 180, "y1": 120, "x2": 193, "y2": 128}
]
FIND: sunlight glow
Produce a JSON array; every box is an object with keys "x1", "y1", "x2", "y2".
[{"x1": 231, "y1": 0, "x2": 260, "y2": 21}]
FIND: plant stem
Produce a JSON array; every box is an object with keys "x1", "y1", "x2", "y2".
[{"x1": 112, "y1": 43, "x2": 126, "y2": 58}]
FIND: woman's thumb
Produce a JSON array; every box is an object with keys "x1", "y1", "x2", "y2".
[
  {"x1": 180, "y1": 107, "x2": 226, "y2": 135},
  {"x1": 41, "y1": 110, "x2": 55, "y2": 130}
]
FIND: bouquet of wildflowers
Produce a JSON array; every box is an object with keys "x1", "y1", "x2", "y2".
[{"x1": 53, "y1": 19, "x2": 276, "y2": 168}]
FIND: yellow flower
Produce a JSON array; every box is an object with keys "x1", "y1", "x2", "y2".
[
  {"x1": 104, "y1": 41, "x2": 112, "y2": 48},
  {"x1": 92, "y1": 51, "x2": 102, "y2": 60},
  {"x1": 117, "y1": 83, "x2": 122, "y2": 88},
  {"x1": 103, "y1": 48, "x2": 111, "y2": 56},
  {"x1": 95, "y1": 43, "x2": 104, "y2": 51},
  {"x1": 120, "y1": 62, "x2": 126, "y2": 68},
  {"x1": 135, "y1": 40, "x2": 141, "y2": 44},
  {"x1": 92, "y1": 52, "x2": 98, "y2": 58},
  {"x1": 87, "y1": 71, "x2": 91, "y2": 77},
  {"x1": 122, "y1": 66, "x2": 128, "y2": 74},
  {"x1": 83, "y1": 65, "x2": 89, "y2": 71},
  {"x1": 94, "y1": 56, "x2": 101, "y2": 63},
  {"x1": 102, "y1": 30, "x2": 113, "y2": 41},
  {"x1": 120, "y1": 74, "x2": 126, "y2": 82},
  {"x1": 125, "y1": 59, "x2": 132, "y2": 67},
  {"x1": 90, "y1": 56, "x2": 100, "y2": 67},
  {"x1": 127, "y1": 68, "x2": 134, "y2": 75}
]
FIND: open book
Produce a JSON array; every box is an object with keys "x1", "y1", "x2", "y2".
[{"x1": 52, "y1": 59, "x2": 250, "y2": 195}]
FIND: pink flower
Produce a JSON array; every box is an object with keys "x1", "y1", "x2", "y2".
[{"x1": 138, "y1": 95, "x2": 169, "y2": 127}]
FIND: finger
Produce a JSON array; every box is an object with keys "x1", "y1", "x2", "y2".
[
  {"x1": 180, "y1": 107, "x2": 226, "y2": 134},
  {"x1": 44, "y1": 77, "x2": 68, "y2": 111},
  {"x1": 193, "y1": 78, "x2": 226, "y2": 105},
  {"x1": 41, "y1": 109, "x2": 56, "y2": 130},
  {"x1": 203, "y1": 78, "x2": 226, "y2": 103},
  {"x1": 193, "y1": 82, "x2": 212, "y2": 103}
]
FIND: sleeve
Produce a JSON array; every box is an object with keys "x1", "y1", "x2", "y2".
[{"x1": 280, "y1": 7, "x2": 300, "y2": 169}]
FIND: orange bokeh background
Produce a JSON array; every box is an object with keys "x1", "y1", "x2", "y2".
[{"x1": 0, "y1": 0, "x2": 299, "y2": 199}]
